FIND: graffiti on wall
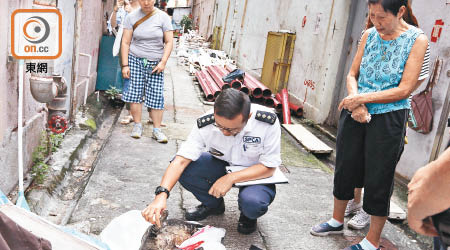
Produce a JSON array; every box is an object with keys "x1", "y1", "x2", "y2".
[
  {"x1": 303, "y1": 79, "x2": 316, "y2": 104},
  {"x1": 431, "y1": 19, "x2": 444, "y2": 43}
]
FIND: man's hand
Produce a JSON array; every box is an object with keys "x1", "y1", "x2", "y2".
[
  {"x1": 122, "y1": 66, "x2": 130, "y2": 79},
  {"x1": 408, "y1": 215, "x2": 438, "y2": 236},
  {"x1": 339, "y1": 94, "x2": 363, "y2": 112},
  {"x1": 351, "y1": 105, "x2": 370, "y2": 123},
  {"x1": 151, "y1": 61, "x2": 166, "y2": 74},
  {"x1": 141, "y1": 194, "x2": 167, "y2": 228},
  {"x1": 407, "y1": 165, "x2": 440, "y2": 236},
  {"x1": 208, "y1": 174, "x2": 234, "y2": 199}
]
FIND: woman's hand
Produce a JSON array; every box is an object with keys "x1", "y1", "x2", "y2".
[
  {"x1": 351, "y1": 105, "x2": 371, "y2": 123},
  {"x1": 151, "y1": 61, "x2": 166, "y2": 74},
  {"x1": 141, "y1": 195, "x2": 167, "y2": 228},
  {"x1": 339, "y1": 94, "x2": 363, "y2": 112},
  {"x1": 122, "y1": 66, "x2": 130, "y2": 79}
]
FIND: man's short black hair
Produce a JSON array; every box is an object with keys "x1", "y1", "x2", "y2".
[{"x1": 214, "y1": 88, "x2": 251, "y2": 122}]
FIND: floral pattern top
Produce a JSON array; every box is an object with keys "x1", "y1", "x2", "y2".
[{"x1": 358, "y1": 26, "x2": 424, "y2": 114}]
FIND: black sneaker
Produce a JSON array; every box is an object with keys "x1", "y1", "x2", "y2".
[
  {"x1": 185, "y1": 199, "x2": 225, "y2": 221},
  {"x1": 237, "y1": 213, "x2": 257, "y2": 234}
]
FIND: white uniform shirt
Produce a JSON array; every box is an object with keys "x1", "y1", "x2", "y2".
[{"x1": 177, "y1": 104, "x2": 281, "y2": 168}]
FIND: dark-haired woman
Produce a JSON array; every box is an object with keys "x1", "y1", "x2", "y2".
[{"x1": 310, "y1": 1, "x2": 429, "y2": 249}]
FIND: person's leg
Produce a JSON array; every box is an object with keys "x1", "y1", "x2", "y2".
[
  {"x1": 144, "y1": 62, "x2": 167, "y2": 142},
  {"x1": 311, "y1": 110, "x2": 365, "y2": 236},
  {"x1": 150, "y1": 109, "x2": 164, "y2": 128},
  {"x1": 179, "y1": 153, "x2": 228, "y2": 208},
  {"x1": 361, "y1": 109, "x2": 408, "y2": 248},
  {"x1": 365, "y1": 216, "x2": 387, "y2": 248},
  {"x1": 130, "y1": 103, "x2": 142, "y2": 123},
  {"x1": 333, "y1": 110, "x2": 366, "y2": 223},
  {"x1": 345, "y1": 188, "x2": 364, "y2": 217},
  {"x1": 238, "y1": 184, "x2": 276, "y2": 220},
  {"x1": 354, "y1": 188, "x2": 362, "y2": 204},
  {"x1": 237, "y1": 184, "x2": 275, "y2": 234},
  {"x1": 120, "y1": 78, "x2": 133, "y2": 124},
  {"x1": 333, "y1": 198, "x2": 349, "y2": 224},
  {"x1": 121, "y1": 54, "x2": 145, "y2": 137}
]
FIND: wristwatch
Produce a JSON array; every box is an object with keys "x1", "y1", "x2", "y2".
[{"x1": 155, "y1": 186, "x2": 170, "y2": 198}]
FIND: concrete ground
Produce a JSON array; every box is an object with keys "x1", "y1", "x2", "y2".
[{"x1": 67, "y1": 56, "x2": 429, "y2": 250}]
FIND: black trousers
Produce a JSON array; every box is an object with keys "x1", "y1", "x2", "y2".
[{"x1": 333, "y1": 109, "x2": 408, "y2": 217}]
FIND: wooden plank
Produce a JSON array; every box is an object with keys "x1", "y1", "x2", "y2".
[
  {"x1": 389, "y1": 200, "x2": 407, "y2": 220},
  {"x1": 282, "y1": 124, "x2": 333, "y2": 154},
  {"x1": 0, "y1": 204, "x2": 101, "y2": 250}
]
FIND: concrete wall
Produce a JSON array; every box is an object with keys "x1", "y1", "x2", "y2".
[
  {"x1": 73, "y1": 0, "x2": 104, "y2": 110},
  {"x1": 192, "y1": 0, "x2": 215, "y2": 39},
  {"x1": 0, "y1": 0, "x2": 9, "y2": 144},
  {"x1": 396, "y1": 0, "x2": 450, "y2": 179},
  {"x1": 54, "y1": 0, "x2": 76, "y2": 116},
  {"x1": 194, "y1": 0, "x2": 353, "y2": 123},
  {"x1": 0, "y1": 0, "x2": 48, "y2": 194},
  {"x1": 0, "y1": 0, "x2": 113, "y2": 194}
]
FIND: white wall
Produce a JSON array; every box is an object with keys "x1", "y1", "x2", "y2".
[
  {"x1": 396, "y1": 0, "x2": 450, "y2": 179},
  {"x1": 192, "y1": 0, "x2": 215, "y2": 39},
  {"x1": 199, "y1": 0, "x2": 352, "y2": 123},
  {"x1": 0, "y1": 0, "x2": 48, "y2": 194},
  {"x1": 54, "y1": 0, "x2": 76, "y2": 114}
]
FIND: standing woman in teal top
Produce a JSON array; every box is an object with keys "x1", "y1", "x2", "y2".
[{"x1": 311, "y1": 1, "x2": 428, "y2": 250}]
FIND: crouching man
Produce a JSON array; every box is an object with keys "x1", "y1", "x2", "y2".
[{"x1": 142, "y1": 88, "x2": 281, "y2": 234}]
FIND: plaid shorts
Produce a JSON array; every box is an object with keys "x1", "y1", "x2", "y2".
[{"x1": 121, "y1": 53, "x2": 165, "y2": 109}]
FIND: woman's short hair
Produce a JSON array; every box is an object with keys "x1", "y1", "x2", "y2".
[
  {"x1": 214, "y1": 88, "x2": 251, "y2": 122},
  {"x1": 368, "y1": 0, "x2": 407, "y2": 16},
  {"x1": 367, "y1": 0, "x2": 418, "y2": 27}
]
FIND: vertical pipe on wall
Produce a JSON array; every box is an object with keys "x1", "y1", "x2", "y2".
[
  {"x1": 17, "y1": 60, "x2": 26, "y2": 208},
  {"x1": 228, "y1": 0, "x2": 239, "y2": 57},
  {"x1": 70, "y1": 0, "x2": 82, "y2": 122},
  {"x1": 220, "y1": 0, "x2": 231, "y2": 50},
  {"x1": 240, "y1": 0, "x2": 248, "y2": 28}
]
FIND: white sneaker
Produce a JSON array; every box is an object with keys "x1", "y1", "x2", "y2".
[
  {"x1": 345, "y1": 199, "x2": 362, "y2": 216},
  {"x1": 131, "y1": 123, "x2": 143, "y2": 139},
  {"x1": 348, "y1": 209, "x2": 370, "y2": 229},
  {"x1": 152, "y1": 128, "x2": 168, "y2": 143}
]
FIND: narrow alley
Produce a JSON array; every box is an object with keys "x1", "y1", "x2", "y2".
[{"x1": 1, "y1": 0, "x2": 450, "y2": 250}]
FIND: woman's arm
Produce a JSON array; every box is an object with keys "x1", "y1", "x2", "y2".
[
  {"x1": 345, "y1": 30, "x2": 372, "y2": 122},
  {"x1": 121, "y1": 29, "x2": 133, "y2": 78},
  {"x1": 339, "y1": 34, "x2": 429, "y2": 111},
  {"x1": 346, "y1": 30, "x2": 370, "y2": 96},
  {"x1": 110, "y1": 6, "x2": 118, "y2": 29}
]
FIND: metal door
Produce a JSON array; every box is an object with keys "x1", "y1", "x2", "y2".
[{"x1": 261, "y1": 32, "x2": 296, "y2": 93}]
